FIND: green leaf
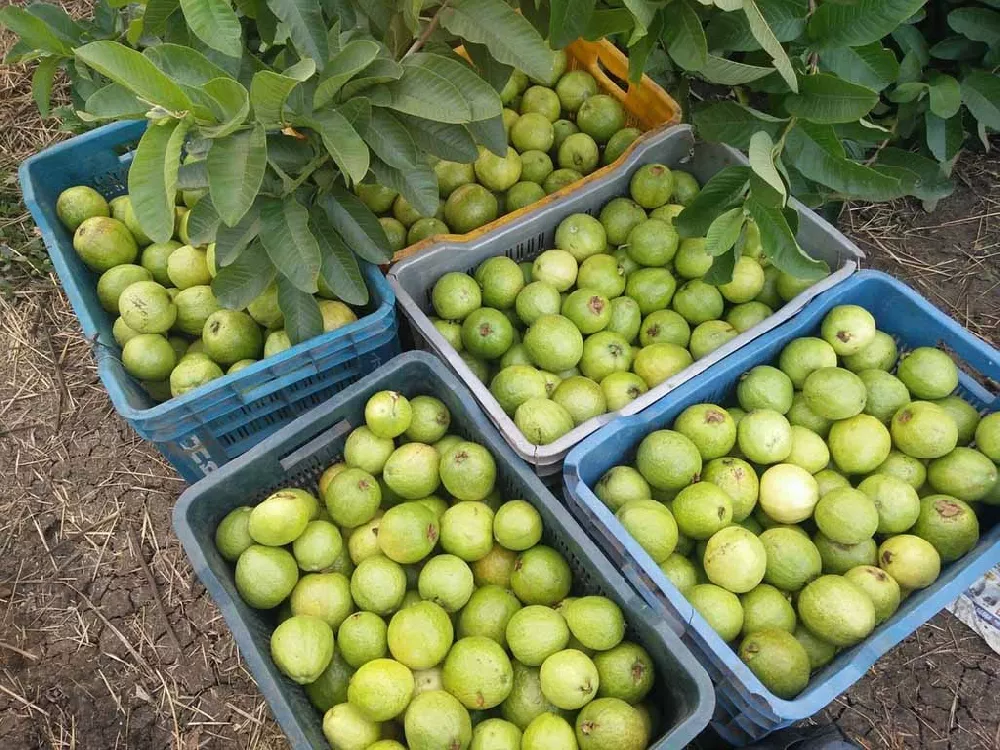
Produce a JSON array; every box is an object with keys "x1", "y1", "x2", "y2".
[
  {"x1": 266, "y1": 0, "x2": 328, "y2": 70},
  {"x1": 627, "y1": 11, "x2": 664, "y2": 83},
  {"x1": 337, "y1": 97, "x2": 371, "y2": 131},
  {"x1": 439, "y1": 0, "x2": 554, "y2": 83},
  {"x1": 875, "y1": 148, "x2": 954, "y2": 202},
  {"x1": 27, "y1": 3, "x2": 86, "y2": 44},
  {"x1": 314, "y1": 39, "x2": 380, "y2": 109},
  {"x1": 929, "y1": 36, "x2": 987, "y2": 61},
  {"x1": 662, "y1": 0, "x2": 708, "y2": 71},
  {"x1": 699, "y1": 55, "x2": 775, "y2": 85},
  {"x1": 463, "y1": 42, "x2": 514, "y2": 94},
  {"x1": 891, "y1": 24, "x2": 929, "y2": 66},
  {"x1": 703, "y1": 246, "x2": 738, "y2": 286},
  {"x1": 466, "y1": 114, "x2": 507, "y2": 157},
  {"x1": 259, "y1": 196, "x2": 322, "y2": 293},
  {"x1": 143, "y1": 44, "x2": 235, "y2": 86},
  {"x1": 212, "y1": 239, "x2": 277, "y2": 309},
  {"x1": 306, "y1": 108, "x2": 370, "y2": 184},
  {"x1": 550, "y1": 0, "x2": 597, "y2": 48},
  {"x1": 808, "y1": 0, "x2": 927, "y2": 50},
  {"x1": 784, "y1": 121, "x2": 906, "y2": 201},
  {"x1": 624, "y1": 0, "x2": 660, "y2": 44},
  {"x1": 743, "y1": 0, "x2": 797, "y2": 92},
  {"x1": 186, "y1": 196, "x2": 221, "y2": 246},
  {"x1": 948, "y1": 7, "x2": 1000, "y2": 46},
  {"x1": 748, "y1": 131, "x2": 786, "y2": 205},
  {"x1": 0, "y1": 6, "x2": 72, "y2": 55},
  {"x1": 784, "y1": 73, "x2": 879, "y2": 124},
  {"x1": 961, "y1": 71, "x2": 1000, "y2": 131},
  {"x1": 128, "y1": 119, "x2": 191, "y2": 244},
  {"x1": 311, "y1": 208, "x2": 369, "y2": 306},
  {"x1": 706, "y1": 1, "x2": 806, "y2": 51},
  {"x1": 888, "y1": 81, "x2": 927, "y2": 103},
  {"x1": 692, "y1": 102, "x2": 786, "y2": 149},
  {"x1": 179, "y1": 0, "x2": 242, "y2": 58},
  {"x1": 925, "y1": 112, "x2": 963, "y2": 163},
  {"x1": 250, "y1": 59, "x2": 315, "y2": 127},
  {"x1": 276, "y1": 274, "x2": 324, "y2": 344},
  {"x1": 583, "y1": 9, "x2": 634, "y2": 40},
  {"x1": 208, "y1": 124, "x2": 267, "y2": 227},
  {"x1": 215, "y1": 203, "x2": 260, "y2": 265},
  {"x1": 359, "y1": 108, "x2": 419, "y2": 169},
  {"x1": 318, "y1": 188, "x2": 392, "y2": 265},
  {"x1": 747, "y1": 196, "x2": 827, "y2": 280},
  {"x1": 928, "y1": 73, "x2": 961, "y2": 119},
  {"x1": 81, "y1": 83, "x2": 146, "y2": 121},
  {"x1": 818, "y1": 43, "x2": 899, "y2": 92},
  {"x1": 370, "y1": 156, "x2": 439, "y2": 218},
  {"x1": 340, "y1": 57, "x2": 404, "y2": 99},
  {"x1": 200, "y1": 77, "x2": 251, "y2": 137},
  {"x1": 377, "y1": 53, "x2": 502, "y2": 124},
  {"x1": 675, "y1": 166, "x2": 752, "y2": 238},
  {"x1": 396, "y1": 113, "x2": 479, "y2": 163},
  {"x1": 144, "y1": 0, "x2": 180, "y2": 35},
  {"x1": 76, "y1": 41, "x2": 192, "y2": 112},
  {"x1": 705, "y1": 207, "x2": 746, "y2": 256},
  {"x1": 31, "y1": 56, "x2": 59, "y2": 118}
]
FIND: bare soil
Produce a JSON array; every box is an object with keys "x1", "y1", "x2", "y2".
[{"x1": 1, "y1": 8, "x2": 999, "y2": 749}]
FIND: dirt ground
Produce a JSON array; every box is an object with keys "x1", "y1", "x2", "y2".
[{"x1": 2, "y1": 13, "x2": 1000, "y2": 750}]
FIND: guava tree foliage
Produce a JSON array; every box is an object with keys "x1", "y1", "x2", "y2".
[{"x1": 1, "y1": 0, "x2": 557, "y2": 343}]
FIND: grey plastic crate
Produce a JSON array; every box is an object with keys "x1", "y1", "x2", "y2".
[{"x1": 388, "y1": 126, "x2": 864, "y2": 477}]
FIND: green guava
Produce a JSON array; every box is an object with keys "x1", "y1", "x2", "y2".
[
  {"x1": 797, "y1": 575, "x2": 876, "y2": 647},
  {"x1": 635, "y1": 429, "x2": 703, "y2": 491},
  {"x1": 510, "y1": 545, "x2": 572, "y2": 605},
  {"x1": 911, "y1": 495, "x2": 980, "y2": 562},
  {"x1": 350, "y1": 555, "x2": 407, "y2": 615},
  {"x1": 702, "y1": 457, "x2": 759, "y2": 522},
  {"x1": 927, "y1": 447, "x2": 998, "y2": 502},
  {"x1": 73, "y1": 216, "x2": 138, "y2": 272},
  {"x1": 687, "y1": 584, "x2": 744, "y2": 642},
  {"x1": 891, "y1": 401, "x2": 959, "y2": 459},
  {"x1": 778, "y1": 337, "x2": 838, "y2": 389},
  {"x1": 703, "y1": 526, "x2": 767, "y2": 593},
  {"x1": 813, "y1": 488, "x2": 879, "y2": 544},
  {"x1": 758, "y1": 463, "x2": 819, "y2": 523},
  {"x1": 738, "y1": 628, "x2": 810, "y2": 700},
  {"x1": 759, "y1": 527, "x2": 822, "y2": 592},
  {"x1": 844, "y1": 565, "x2": 901, "y2": 624},
  {"x1": 857, "y1": 474, "x2": 921, "y2": 534}
]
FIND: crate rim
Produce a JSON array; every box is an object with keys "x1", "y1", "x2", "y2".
[
  {"x1": 562, "y1": 269, "x2": 1000, "y2": 727},
  {"x1": 173, "y1": 350, "x2": 716, "y2": 749}
]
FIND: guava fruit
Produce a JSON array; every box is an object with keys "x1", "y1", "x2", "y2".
[
  {"x1": 323, "y1": 702, "x2": 381, "y2": 750},
  {"x1": 404, "y1": 690, "x2": 472, "y2": 750},
  {"x1": 797, "y1": 575, "x2": 876, "y2": 647},
  {"x1": 351, "y1": 556, "x2": 407, "y2": 615},
  {"x1": 626, "y1": 218, "x2": 678, "y2": 267},
  {"x1": 500, "y1": 663, "x2": 562, "y2": 730},
  {"x1": 912, "y1": 495, "x2": 980, "y2": 562},
  {"x1": 689, "y1": 320, "x2": 740, "y2": 360},
  {"x1": 270, "y1": 614, "x2": 334, "y2": 684},
  {"x1": 521, "y1": 84, "x2": 561, "y2": 120},
  {"x1": 73, "y1": 216, "x2": 138, "y2": 272},
  {"x1": 558, "y1": 132, "x2": 600, "y2": 174},
  {"x1": 325, "y1": 467, "x2": 380, "y2": 527},
  {"x1": 118, "y1": 281, "x2": 177, "y2": 334},
  {"x1": 858, "y1": 369, "x2": 911, "y2": 423},
  {"x1": 688, "y1": 584, "x2": 744, "y2": 642},
  {"x1": 290, "y1": 571, "x2": 353, "y2": 629},
  {"x1": 418, "y1": 554, "x2": 475, "y2": 613},
  {"x1": 412, "y1": 667, "x2": 443, "y2": 696},
  {"x1": 522, "y1": 712, "x2": 577, "y2": 750},
  {"x1": 672, "y1": 483, "x2": 734, "y2": 541},
  {"x1": 97, "y1": 264, "x2": 152, "y2": 314},
  {"x1": 515, "y1": 281, "x2": 561, "y2": 327},
  {"x1": 140, "y1": 240, "x2": 181, "y2": 286},
  {"x1": 579, "y1": 331, "x2": 634, "y2": 382},
  {"x1": 593, "y1": 641, "x2": 654, "y2": 705},
  {"x1": 305, "y1": 652, "x2": 355, "y2": 712},
  {"x1": 738, "y1": 628, "x2": 810, "y2": 699},
  {"x1": 169, "y1": 353, "x2": 223, "y2": 397},
  {"x1": 760, "y1": 527, "x2": 823, "y2": 592},
  {"x1": 57, "y1": 185, "x2": 109, "y2": 231},
  {"x1": 927, "y1": 447, "x2": 998, "y2": 502},
  {"x1": 550, "y1": 376, "x2": 606, "y2": 426},
  {"x1": 521, "y1": 150, "x2": 554, "y2": 185},
  {"x1": 377, "y1": 502, "x2": 440, "y2": 564},
  {"x1": 702, "y1": 457, "x2": 759, "y2": 522},
  {"x1": 671, "y1": 280, "x2": 724, "y2": 325},
  {"x1": 488, "y1": 366, "x2": 546, "y2": 416},
  {"x1": 575, "y1": 697, "x2": 648, "y2": 750},
  {"x1": 595, "y1": 466, "x2": 651, "y2": 512},
  {"x1": 347, "y1": 658, "x2": 414, "y2": 721},
  {"x1": 726, "y1": 301, "x2": 773, "y2": 333},
  {"x1": 343, "y1": 425, "x2": 395, "y2": 475},
  {"x1": 601, "y1": 371, "x2": 648, "y2": 411},
  {"x1": 599, "y1": 197, "x2": 647, "y2": 246},
  {"x1": 891, "y1": 401, "x2": 959, "y2": 459},
  {"x1": 627, "y1": 268, "x2": 679, "y2": 316},
  {"x1": 738, "y1": 366, "x2": 794, "y2": 415},
  {"x1": 166, "y1": 245, "x2": 211, "y2": 289},
  {"x1": 737, "y1": 410, "x2": 793, "y2": 465},
  {"x1": 500, "y1": 69, "x2": 528, "y2": 103},
  {"x1": 564, "y1": 596, "x2": 625, "y2": 652},
  {"x1": 673, "y1": 238, "x2": 712, "y2": 279},
  {"x1": 264, "y1": 330, "x2": 291, "y2": 358},
  {"x1": 814, "y1": 533, "x2": 877, "y2": 575},
  {"x1": 787, "y1": 393, "x2": 832, "y2": 438},
  {"x1": 814, "y1": 488, "x2": 879, "y2": 544},
  {"x1": 357, "y1": 182, "x2": 398, "y2": 212},
  {"x1": 440, "y1": 501, "x2": 495, "y2": 561},
  {"x1": 635, "y1": 429, "x2": 703, "y2": 491},
  {"x1": 247, "y1": 487, "x2": 316, "y2": 544},
  {"x1": 461, "y1": 308, "x2": 514, "y2": 360},
  {"x1": 632, "y1": 343, "x2": 693, "y2": 388},
  {"x1": 785, "y1": 426, "x2": 830, "y2": 475},
  {"x1": 703, "y1": 526, "x2": 767, "y2": 593},
  {"x1": 544, "y1": 168, "x2": 583, "y2": 194},
  {"x1": 674, "y1": 403, "x2": 738, "y2": 460},
  {"x1": 121, "y1": 333, "x2": 177, "y2": 381},
  {"x1": 506, "y1": 181, "x2": 546, "y2": 212},
  {"x1": 616, "y1": 499, "x2": 678, "y2": 563},
  {"x1": 802, "y1": 367, "x2": 867, "y2": 421},
  {"x1": 532, "y1": 249, "x2": 579, "y2": 292},
  {"x1": 442, "y1": 636, "x2": 514, "y2": 710},
  {"x1": 857, "y1": 474, "x2": 921, "y2": 534},
  {"x1": 403, "y1": 396, "x2": 450, "y2": 444},
  {"x1": 718, "y1": 256, "x2": 766, "y2": 304},
  {"x1": 475, "y1": 256, "x2": 526, "y2": 311},
  {"x1": 384, "y1": 443, "x2": 441, "y2": 501},
  {"x1": 470, "y1": 718, "x2": 522, "y2": 750},
  {"x1": 878, "y1": 534, "x2": 941, "y2": 589},
  {"x1": 821, "y1": 305, "x2": 877, "y2": 356},
  {"x1": 875, "y1": 450, "x2": 927, "y2": 490},
  {"x1": 387, "y1": 601, "x2": 453, "y2": 670},
  {"x1": 897, "y1": 347, "x2": 959, "y2": 400},
  {"x1": 639, "y1": 309, "x2": 691, "y2": 348},
  {"x1": 317, "y1": 299, "x2": 357, "y2": 333},
  {"x1": 604, "y1": 127, "x2": 642, "y2": 165},
  {"x1": 577, "y1": 254, "x2": 626, "y2": 299},
  {"x1": 793, "y1": 625, "x2": 836, "y2": 671},
  {"x1": 842, "y1": 331, "x2": 898, "y2": 372},
  {"x1": 432, "y1": 272, "x2": 482, "y2": 321},
  {"x1": 577, "y1": 94, "x2": 626, "y2": 144},
  {"x1": 758, "y1": 464, "x2": 819, "y2": 524},
  {"x1": 523, "y1": 313, "x2": 583, "y2": 372},
  {"x1": 235, "y1": 544, "x2": 298, "y2": 609},
  {"x1": 931, "y1": 395, "x2": 980, "y2": 445},
  {"x1": 493, "y1": 500, "x2": 543, "y2": 551},
  {"x1": 172, "y1": 285, "x2": 220, "y2": 336},
  {"x1": 778, "y1": 337, "x2": 838, "y2": 389},
  {"x1": 202, "y1": 309, "x2": 262, "y2": 365},
  {"x1": 506, "y1": 605, "x2": 570, "y2": 666},
  {"x1": 510, "y1": 545, "x2": 572, "y2": 605},
  {"x1": 828, "y1": 415, "x2": 892, "y2": 475},
  {"x1": 552, "y1": 119, "x2": 580, "y2": 152},
  {"x1": 440, "y1": 441, "x2": 496, "y2": 502},
  {"x1": 214, "y1": 506, "x2": 254, "y2": 562},
  {"x1": 562, "y1": 289, "x2": 611, "y2": 333},
  {"x1": 539, "y1": 649, "x2": 600, "y2": 710},
  {"x1": 337, "y1": 611, "x2": 388, "y2": 668},
  {"x1": 843, "y1": 565, "x2": 901, "y2": 624},
  {"x1": 975, "y1": 413, "x2": 1000, "y2": 461}
]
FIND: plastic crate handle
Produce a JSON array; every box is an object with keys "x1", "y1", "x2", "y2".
[
  {"x1": 279, "y1": 417, "x2": 355, "y2": 475},
  {"x1": 240, "y1": 362, "x2": 319, "y2": 404}
]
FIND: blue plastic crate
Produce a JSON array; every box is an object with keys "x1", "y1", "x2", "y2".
[
  {"x1": 564, "y1": 271, "x2": 1000, "y2": 745},
  {"x1": 173, "y1": 352, "x2": 715, "y2": 749},
  {"x1": 19, "y1": 121, "x2": 400, "y2": 481}
]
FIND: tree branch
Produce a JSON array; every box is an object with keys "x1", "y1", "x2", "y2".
[{"x1": 405, "y1": 0, "x2": 451, "y2": 58}]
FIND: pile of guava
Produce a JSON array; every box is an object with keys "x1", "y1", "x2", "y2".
[
  {"x1": 360, "y1": 52, "x2": 646, "y2": 254},
  {"x1": 56, "y1": 182, "x2": 360, "y2": 404},
  {"x1": 592, "y1": 303, "x2": 998, "y2": 700},
  {"x1": 427, "y1": 169, "x2": 828, "y2": 445},
  {"x1": 217, "y1": 390, "x2": 661, "y2": 750}
]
